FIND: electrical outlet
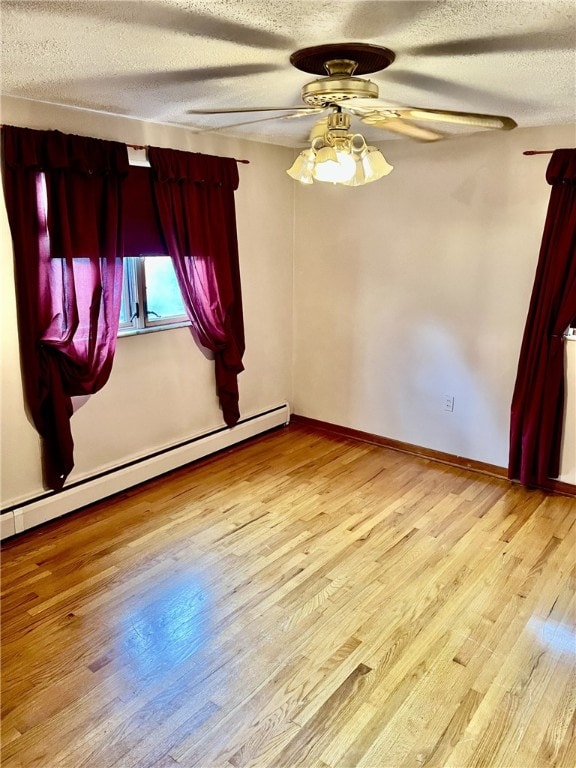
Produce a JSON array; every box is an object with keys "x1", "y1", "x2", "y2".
[{"x1": 444, "y1": 395, "x2": 455, "y2": 412}]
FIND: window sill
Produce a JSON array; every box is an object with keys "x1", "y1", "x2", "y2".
[{"x1": 118, "y1": 321, "x2": 191, "y2": 338}]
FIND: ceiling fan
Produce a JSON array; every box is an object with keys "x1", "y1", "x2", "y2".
[{"x1": 187, "y1": 42, "x2": 518, "y2": 143}]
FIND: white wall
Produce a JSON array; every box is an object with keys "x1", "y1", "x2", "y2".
[
  {"x1": 2, "y1": 103, "x2": 574, "y2": 509},
  {"x1": 1, "y1": 97, "x2": 295, "y2": 507},
  {"x1": 292, "y1": 123, "x2": 576, "y2": 481}
]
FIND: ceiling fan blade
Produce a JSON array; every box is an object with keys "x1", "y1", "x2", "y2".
[
  {"x1": 187, "y1": 106, "x2": 323, "y2": 115},
  {"x1": 361, "y1": 116, "x2": 443, "y2": 142},
  {"x1": 394, "y1": 108, "x2": 517, "y2": 130},
  {"x1": 346, "y1": 99, "x2": 517, "y2": 131},
  {"x1": 344, "y1": 98, "x2": 400, "y2": 113},
  {"x1": 309, "y1": 117, "x2": 329, "y2": 141},
  {"x1": 192, "y1": 113, "x2": 312, "y2": 133},
  {"x1": 283, "y1": 107, "x2": 327, "y2": 119}
]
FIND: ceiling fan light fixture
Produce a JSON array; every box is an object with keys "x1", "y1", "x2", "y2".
[
  {"x1": 360, "y1": 146, "x2": 394, "y2": 183},
  {"x1": 287, "y1": 115, "x2": 393, "y2": 187},
  {"x1": 287, "y1": 148, "x2": 315, "y2": 183}
]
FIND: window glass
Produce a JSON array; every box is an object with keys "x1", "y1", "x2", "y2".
[
  {"x1": 144, "y1": 257, "x2": 186, "y2": 320},
  {"x1": 119, "y1": 267, "x2": 132, "y2": 326},
  {"x1": 119, "y1": 256, "x2": 188, "y2": 334}
]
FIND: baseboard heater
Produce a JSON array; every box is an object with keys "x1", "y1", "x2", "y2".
[{"x1": 1, "y1": 402, "x2": 290, "y2": 539}]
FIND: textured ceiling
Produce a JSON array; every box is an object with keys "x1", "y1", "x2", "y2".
[{"x1": 1, "y1": 0, "x2": 575, "y2": 147}]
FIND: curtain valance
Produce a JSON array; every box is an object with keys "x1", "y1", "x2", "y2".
[
  {"x1": 147, "y1": 146, "x2": 239, "y2": 188},
  {"x1": 2, "y1": 125, "x2": 129, "y2": 175}
]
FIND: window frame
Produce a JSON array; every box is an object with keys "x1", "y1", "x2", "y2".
[{"x1": 118, "y1": 255, "x2": 190, "y2": 336}]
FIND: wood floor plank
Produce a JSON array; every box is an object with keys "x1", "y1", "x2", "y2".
[{"x1": 1, "y1": 424, "x2": 574, "y2": 767}]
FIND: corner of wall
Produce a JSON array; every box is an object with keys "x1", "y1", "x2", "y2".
[{"x1": 289, "y1": 149, "x2": 298, "y2": 413}]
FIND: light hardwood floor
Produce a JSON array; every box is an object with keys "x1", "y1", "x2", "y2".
[{"x1": 1, "y1": 424, "x2": 575, "y2": 768}]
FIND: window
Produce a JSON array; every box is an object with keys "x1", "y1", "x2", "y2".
[
  {"x1": 120, "y1": 162, "x2": 189, "y2": 334},
  {"x1": 119, "y1": 256, "x2": 189, "y2": 334}
]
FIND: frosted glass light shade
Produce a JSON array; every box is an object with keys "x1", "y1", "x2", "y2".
[
  {"x1": 361, "y1": 148, "x2": 394, "y2": 182},
  {"x1": 313, "y1": 147, "x2": 356, "y2": 183},
  {"x1": 286, "y1": 149, "x2": 315, "y2": 184},
  {"x1": 342, "y1": 158, "x2": 366, "y2": 186}
]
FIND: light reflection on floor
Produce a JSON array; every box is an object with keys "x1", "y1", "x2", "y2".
[
  {"x1": 528, "y1": 617, "x2": 576, "y2": 655},
  {"x1": 120, "y1": 574, "x2": 212, "y2": 680}
]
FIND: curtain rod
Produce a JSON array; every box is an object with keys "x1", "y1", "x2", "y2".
[
  {"x1": 523, "y1": 150, "x2": 554, "y2": 156},
  {"x1": 128, "y1": 143, "x2": 249, "y2": 163},
  {"x1": 0, "y1": 128, "x2": 250, "y2": 164}
]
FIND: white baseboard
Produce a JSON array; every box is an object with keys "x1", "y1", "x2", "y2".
[
  {"x1": 1, "y1": 513, "x2": 16, "y2": 539},
  {"x1": 2, "y1": 403, "x2": 290, "y2": 539}
]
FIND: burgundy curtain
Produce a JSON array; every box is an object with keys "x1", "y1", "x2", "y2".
[
  {"x1": 509, "y1": 148, "x2": 576, "y2": 486},
  {"x1": 1, "y1": 126, "x2": 128, "y2": 490},
  {"x1": 147, "y1": 146, "x2": 245, "y2": 427}
]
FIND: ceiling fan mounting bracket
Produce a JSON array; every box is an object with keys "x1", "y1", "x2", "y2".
[
  {"x1": 323, "y1": 59, "x2": 358, "y2": 77},
  {"x1": 290, "y1": 43, "x2": 396, "y2": 76},
  {"x1": 292, "y1": 43, "x2": 392, "y2": 107}
]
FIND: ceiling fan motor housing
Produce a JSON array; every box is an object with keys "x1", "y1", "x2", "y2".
[{"x1": 301, "y1": 76, "x2": 379, "y2": 106}]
